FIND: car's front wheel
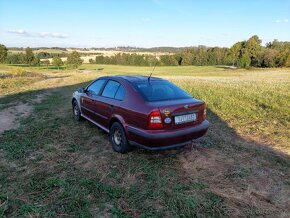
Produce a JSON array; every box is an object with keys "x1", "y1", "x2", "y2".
[
  {"x1": 110, "y1": 122, "x2": 130, "y2": 153},
  {"x1": 72, "y1": 100, "x2": 82, "y2": 121}
]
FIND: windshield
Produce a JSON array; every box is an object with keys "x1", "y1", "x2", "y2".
[{"x1": 134, "y1": 80, "x2": 191, "y2": 101}]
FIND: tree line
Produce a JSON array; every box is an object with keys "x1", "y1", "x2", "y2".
[
  {"x1": 0, "y1": 46, "x2": 83, "y2": 69},
  {"x1": 0, "y1": 35, "x2": 289, "y2": 68},
  {"x1": 90, "y1": 36, "x2": 290, "y2": 68}
]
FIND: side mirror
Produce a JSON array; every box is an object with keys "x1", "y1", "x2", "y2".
[{"x1": 78, "y1": 87, "x2": 85, "y2": 93}]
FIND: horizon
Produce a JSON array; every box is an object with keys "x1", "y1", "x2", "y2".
[{"x1": 0, "y1": 0, "x2": 289, "y2": 48}]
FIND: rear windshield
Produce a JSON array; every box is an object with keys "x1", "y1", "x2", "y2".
[{"x1": 133, "y1": 80, "x2": 191, "y2": 101}]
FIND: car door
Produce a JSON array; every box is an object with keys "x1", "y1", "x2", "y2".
[
  {"x1": 80, "y1": 79, "x2": 106, "y2": 121},
  {"x1": 95, "y1": 80, "x2": 125, "y2": 128}
]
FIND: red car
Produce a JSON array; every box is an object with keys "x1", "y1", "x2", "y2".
[{"x1": 72, "y1": 76, "x2": 209, "y2": 153}]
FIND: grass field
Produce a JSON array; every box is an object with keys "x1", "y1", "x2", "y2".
[{"x1": 0, "y1": 64, "x2": 289, "y2": 217}]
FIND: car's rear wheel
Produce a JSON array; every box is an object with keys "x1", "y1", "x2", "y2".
[
  {"x1": 110, "y1": 122, "x2": 130, "y2": 153},
  {"x1": 72, "y1": 100, "x2": 82, "y2": 121}
]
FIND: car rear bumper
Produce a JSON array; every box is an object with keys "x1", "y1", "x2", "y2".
[{"x1": 127, "y1": 120, "x2": 209, "y2": 150}]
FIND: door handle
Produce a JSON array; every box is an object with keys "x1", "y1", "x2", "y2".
[{"x1": 109, "y1": 105, "x2": 114, "y2": 110}]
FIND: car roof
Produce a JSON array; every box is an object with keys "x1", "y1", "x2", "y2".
[{"x1": 101, "y1": 75, "x2": 165, "y2": 83}]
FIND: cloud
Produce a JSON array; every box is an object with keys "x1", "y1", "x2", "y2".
[
  {"x1": 8, "y1": 29, "x2": 29, "y2": 35},
  {"x1": 38, "y1": 32, "x2": 68, "y2": 38},
  {"x1": 274, "y1": 19, "x2": 288, "y2": 24},
  {"x1": 7, "y1": 29, "x2": 68, "y2": 38}
]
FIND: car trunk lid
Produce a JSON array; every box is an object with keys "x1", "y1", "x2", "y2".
[{"x1": 147, "y1": 98, "x2": 206, "y2": 130}]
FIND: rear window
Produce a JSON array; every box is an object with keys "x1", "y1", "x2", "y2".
[{"x1": 134, "y1": 80, "x2": 191, "y2": 101}]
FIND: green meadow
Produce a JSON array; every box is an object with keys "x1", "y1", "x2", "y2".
[{"x1": 0, "y1": 64, "x2": 289, "y2": 217}]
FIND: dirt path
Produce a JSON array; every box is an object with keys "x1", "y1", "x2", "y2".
[{"x1": 0, "y1": 93, "x2": 50, "y2": 134}]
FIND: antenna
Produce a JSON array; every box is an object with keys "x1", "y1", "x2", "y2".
[{"x1": 148, "y1": 61, "x2": 158, "y2": 82}]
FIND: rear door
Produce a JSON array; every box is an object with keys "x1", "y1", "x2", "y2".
[{"x1": 80, "y1": 79, "x2": 106, "y2": 121}]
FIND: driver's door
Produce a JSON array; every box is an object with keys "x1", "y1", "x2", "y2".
[{"x1": 80, "y1": 79, "x2": 106, "y2": 121}]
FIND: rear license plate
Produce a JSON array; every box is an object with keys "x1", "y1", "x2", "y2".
[{"x1": 175, "y1": 113, "x2": 197, "y2": 124}]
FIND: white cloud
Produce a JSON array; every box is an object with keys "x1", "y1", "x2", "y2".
[
  {"x1": 274, "y1": 19, "x2": 288, "y2": 24},
  {"x1": 8, "y1": 29, "x2": 29, "y2": 35},
  {"x1": 8, "y1": 29, "x2": 68, "y2": 38}
]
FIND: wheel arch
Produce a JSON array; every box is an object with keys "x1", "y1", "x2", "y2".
[
  {"x1": 109, "y1": 115, "x2": 127, "y2": 130},
  {"x1": 72, "y1": 97, "x2": 77, "y2": 105}
]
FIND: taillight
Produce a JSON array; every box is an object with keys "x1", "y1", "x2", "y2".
[
  {"x1": 203, "y1": 108, "x2": 206, "y2": 120},
  {"x1": 148, "y1": 109, "x2": 163, "y2": 129}
]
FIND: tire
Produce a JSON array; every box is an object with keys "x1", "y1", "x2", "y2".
[
  {"x1": 72, "y1": 100, "x2": 82, "y2": 121},
  {"x1": 110, "y1": 122, "x2": 130, "y2": 153}
]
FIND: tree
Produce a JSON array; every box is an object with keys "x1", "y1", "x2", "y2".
[
  {"x1": 32, "y1": 57, "x2": 40, "y2": 66},
  {"x1": 159, "y1": 55, "x2": 178, "y2": 66},
  {"x1": 0, "y1": 44, "x2": 8, "y2": 63},
  {"x1": 37, "y1": 51, "x2": 51, "y2": 59},
  {"x1": 240, "y1": 52, "x2": 251, "y2": 68},
  {"x1": 228, "y1": 42, "x2": 242, "y2": 66},
  {"x1": 52, "y1": 57, "x2": 64, "y2": 69},
  {"x1": 260, "y1": 49, "x2": 278, "y2": 67},
  {"x1": 6, "y1": 53, "x2": 26, "y2": 64},
  {"x1": 89, "y1": 58, "x2": 95, "y2": 64},
  {"x1": 25, "y1": 47, "x2": 35, "y2": 65},
  {"x1": 66, "y1": 51, "x2": 83, "y2": 69},
  {"x1": 145, "y1": 55, "x2": 158, "y2": 66},
  {"x1": 285, "y1": 55, "x2": 290, "y2": 67},
  {"x1": 245, "y1": 35, "x2": 262, "y2": 66},
  {"x1": 180, "y1": 50, "x2": 194, "y2": 65},
  {"x1": 95, "y1": 55, "x2": 105, "y2": 64},
  {"x1": 195, "y1": 47, "x2": 208, "y2": 65},
  {"x1": 41, "y1": 59, "x2": 50, "y2": 68}
]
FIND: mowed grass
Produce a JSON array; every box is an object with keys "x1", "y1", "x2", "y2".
[{"x1": 0, "y1": 64, "x2": 289, "y2": 217}]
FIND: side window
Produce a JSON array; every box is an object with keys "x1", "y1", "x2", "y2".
[
  {"x1": 115, "y1": 85, "x2": 125, "y2": 100},
  {"x1": 87, "y1": 79, "x2": 106, "y2": 95},
  {"x1": 101, "y1": 80, "x2": 120, "y2": 98}
]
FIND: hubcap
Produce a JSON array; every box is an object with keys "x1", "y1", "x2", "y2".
[{"x1": 113, "y1": 129, "x2": 122, "y2": 146}]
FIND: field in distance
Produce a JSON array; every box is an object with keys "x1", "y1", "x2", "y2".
[
  {"x1": 8, "y1": 48, "x2": 173, "y2": 63},
  {"x1": 0, "y1": 64, "x2": 289, "y2": 217}
]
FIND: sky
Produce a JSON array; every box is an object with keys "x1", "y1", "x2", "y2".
[{"x1": 0, "y1": 0, "x2": 289, "y2": 48}]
